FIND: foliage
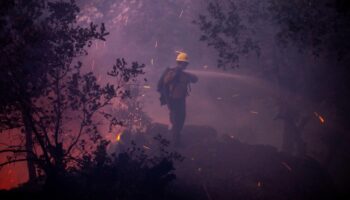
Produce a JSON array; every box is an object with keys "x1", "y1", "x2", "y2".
[
  {"x1": 0, "y1": 0, "x2": 145, "y2": 186},
  {"x1": 195, "y1": 0, "x2": 260, "y2": 69},
  {"x1": 197, "y1": 0, "x2": 350, "y2": 67},
  {"x1": 269, "y1": 0, "x2": 350, "y2": 60}
]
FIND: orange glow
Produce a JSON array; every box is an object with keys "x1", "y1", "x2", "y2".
[
  {"x1": 314, "y1": 112, "x2": 325, "y2": 124},
  {"x1": 116, "y1": 131, "x2": 123, "y2": 142}
]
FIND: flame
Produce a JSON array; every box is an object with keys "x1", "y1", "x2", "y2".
[
  {"x1": 116, "y1": 131, "x2": 123, "y2": 142},
  {"x1": 314, "y1": 112, "x2": 325, "y2": 124}
]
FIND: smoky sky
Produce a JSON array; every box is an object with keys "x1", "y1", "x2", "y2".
[{"x1": 0, "y1": 0, "x2": 346, "y2": 191}]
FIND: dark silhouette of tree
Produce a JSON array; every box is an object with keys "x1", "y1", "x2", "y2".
[
  {"x1": 0, "y1": 0, "x2": 144, "y2": 188},
  {"x1": 194, "y1": 0, "x2": 261, "y2": 69}
]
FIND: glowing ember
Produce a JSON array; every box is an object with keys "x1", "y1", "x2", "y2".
[
  {"x1": 116, "y1": 131, "x2": 123, "y2": 142},
  {"x1": 314, "y1": 112, "x2": 325, "y2": 124}
]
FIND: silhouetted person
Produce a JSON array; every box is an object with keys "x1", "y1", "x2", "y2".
[{"x1": 157, "y1": 51, "x2": 198, "y2": 146}]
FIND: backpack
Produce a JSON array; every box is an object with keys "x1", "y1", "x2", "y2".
[{"x1": 157, "y1": 67, "x2": 180, "y2": 105}]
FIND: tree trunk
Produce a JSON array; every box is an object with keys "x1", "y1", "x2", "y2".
[
  {"x1": 22, "y1": 107, "x2": 37, "y2": 182},
  {"x1": 25, "y1": 126, "x2": 36, "y2": 182}
]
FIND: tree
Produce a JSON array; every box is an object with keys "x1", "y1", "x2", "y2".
[
  {"x1": 0, "y1": 0, "x2": 145, "y2": 187},
  {"x1": 196, "y1": 0, "x2": 350, "y2": 158},
  {"x1": 195, "y1": 0, "x2": 261, "y2": 69}
]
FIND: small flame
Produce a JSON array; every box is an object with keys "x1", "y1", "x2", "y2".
[{"x1": 116, "y1": 131, "x2": 123, "y2": 142}]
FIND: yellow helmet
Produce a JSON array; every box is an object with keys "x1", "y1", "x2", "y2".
[{"x1": 176, "y1": 51, "x2": 189, "y2": 62}]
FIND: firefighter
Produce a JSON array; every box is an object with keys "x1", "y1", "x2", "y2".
[{"x1": 157, "y1": 51, "x2": 198, "y2": 146}]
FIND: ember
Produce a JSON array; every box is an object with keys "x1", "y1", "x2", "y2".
[{"x1": 314, "y1": 112, "x2": 325, "y2": 124}]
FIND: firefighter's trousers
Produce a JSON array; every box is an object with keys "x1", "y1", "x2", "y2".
[{"x1": 167, "y1": 98, "x2": 186, "y2": 145}]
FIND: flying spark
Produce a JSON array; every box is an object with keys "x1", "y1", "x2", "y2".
[
  {"x1": 314, "y1": 112, "x2": 325, "y2": 124},
  {"x1": 179, "y1": 9, "x2": 184, "y2": 18},
  {"x1": 257, "y1": 181, "x2": 262, "y2": 188},
  {"x1": 91, "y1": 59, "x2": 95, "y2": 71},
  {"x1": 124, "y1": 16, "x2": 128, "y2": 25},
  {"x1": 281, "y1": 162, "x2": 292, "y2": 172}
]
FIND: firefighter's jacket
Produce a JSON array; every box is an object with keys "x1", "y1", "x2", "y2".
[{"x1": 158, "y1": 67, "x2": 198, "y2": 101}]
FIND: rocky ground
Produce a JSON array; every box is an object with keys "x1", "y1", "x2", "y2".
[{"x1": 146, "y1": 123, "x2": 337, "y2": 200}]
